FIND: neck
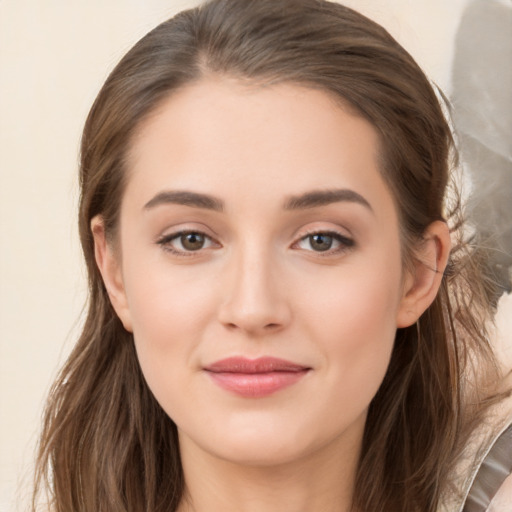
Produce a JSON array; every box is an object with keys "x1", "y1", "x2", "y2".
[{"x1": 176, "y1": 419, "x2": 363, "y2": 512}]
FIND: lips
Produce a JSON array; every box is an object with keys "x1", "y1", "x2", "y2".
[{"x1": 204, "y1": 357, "x2": 311, "y2": 398}]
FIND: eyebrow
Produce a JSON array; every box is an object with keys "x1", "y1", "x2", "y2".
[
  {"x1": 144, "y1": 190, "x2": 224, "y2": 212},
  {"x1": 283, "y1": 189, "x2": 373, "y2": 213},
  {"x1": 143, "y1": 188, "x2": 373, "y2": 214}
]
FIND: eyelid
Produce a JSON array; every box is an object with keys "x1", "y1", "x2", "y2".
[
  {"x1": 291, "y1": 228, "x2": 355, "y2": 255},
  {"x1": 156, "y1": 228, "x2": 221, "y2": 257},
  {"x1": 155, "y1": 224, "x2": 355, "y2": 257}
]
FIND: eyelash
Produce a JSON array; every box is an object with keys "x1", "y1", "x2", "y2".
[
  {"x1": 156, "y1": 229, "x2": 355, "y2": 257},
  {"x1": 293, "y1": 230, "x2": 355, "y2": 256},
  {"x1": 156, "y1": 230, "x2": 219, "y2": 257}
]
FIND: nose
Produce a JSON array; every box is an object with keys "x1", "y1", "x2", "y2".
[{"x1": 217, "y1": 245, "x2": 292, "y2": 336}]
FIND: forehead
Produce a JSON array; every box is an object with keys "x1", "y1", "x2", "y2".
[{"x1": 124, "y1": 78, "x2": 394, "y2": 218}]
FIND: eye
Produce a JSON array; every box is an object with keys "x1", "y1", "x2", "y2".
[
  {"x1": 156, "y1": 230, "x2": 218, "y2": 255},
  {"x1": 295, "y1": 231, "x2": 354, "y2": 254}
]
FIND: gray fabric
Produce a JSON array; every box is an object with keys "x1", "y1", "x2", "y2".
[
  {"x1": 451, "y1": 0, "x2": 512, "y2": 304},
  {"x1": 463, "y1": 423, "x2": 512, "y2": 511}
]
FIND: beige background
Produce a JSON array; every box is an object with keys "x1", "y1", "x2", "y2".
[{"x1": 1, "y1": 1, "x2": 510, "y2": 510}]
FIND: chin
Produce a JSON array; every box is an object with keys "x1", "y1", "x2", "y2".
[
  {"x1": 208, "y1": 437, "x2": 315, "y2": 467},
  {"x1": 179, "y1": 410, "x2": 351, "y2": 468}
]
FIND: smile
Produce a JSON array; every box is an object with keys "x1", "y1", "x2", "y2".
[{"x1": 203, "y1": 356, "x2": 311, "y2": 398}]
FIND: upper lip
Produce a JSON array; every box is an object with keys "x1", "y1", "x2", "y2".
[{"x1": 204, "y1": 356, "x2": 310, "y2": 374}]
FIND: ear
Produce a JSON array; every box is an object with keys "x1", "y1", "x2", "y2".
[
  {"x1": 91, "y1": 216, "x2": 133, "y2": 332},
  {"x1": 396, "y1": 220, "x2": 451, "y2": 328}
]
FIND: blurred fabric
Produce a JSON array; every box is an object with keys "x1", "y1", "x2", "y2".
[{"x1": 451, "y1": 0, "x2": 512, "y2": 303}]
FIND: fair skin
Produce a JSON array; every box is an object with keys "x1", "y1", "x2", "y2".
[{"x1": 92, "y1": 78, "x2": 450, "y2": 512}]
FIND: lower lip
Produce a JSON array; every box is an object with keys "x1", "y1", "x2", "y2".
[{"x1": 206, "y1": 370, "x2": 309, "y2": 398}]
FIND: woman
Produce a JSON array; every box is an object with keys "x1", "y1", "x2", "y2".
[{"x1": 33, "y1": 0, "x2": 511, "y2": 510}]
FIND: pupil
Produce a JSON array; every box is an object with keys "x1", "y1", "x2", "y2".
[
  {"x1": 311, "y1": 234, "x2": 332, "y2": 251},
  {"x1": 182, "y1": 233, "x2": 204, "y2": 250}
]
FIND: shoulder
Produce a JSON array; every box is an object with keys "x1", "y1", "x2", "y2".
[
  {"x1": 463, "y1": 416, "x2": 512, "y2": 511},
  {"x1": 440, "y1": 387, "x2": 512, "y2": 512}
]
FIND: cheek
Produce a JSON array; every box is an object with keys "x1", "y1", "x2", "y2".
[
  {"x1": 297, "y1": 257, "x2": 402, "y2": 408},
  {"x1": 121, "y1": 255, "x2": 219, "y2": 400},
  {"x1": 127, "y1": 271, "x2": 211, "y2": 338},
  {"x1": 301, "y1": 252, "x2": 402, "y2": 343}
]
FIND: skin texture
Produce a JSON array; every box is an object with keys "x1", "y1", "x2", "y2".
[
  {"x1": 92, "y1": 78, "x2": 450, "y2": 512},
  {"x1": 488, "y1": 472, "x2": 512, "y2": 511}
]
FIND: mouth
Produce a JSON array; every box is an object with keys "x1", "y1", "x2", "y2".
[{"x1": 203, "y1": 356, "x2": 311, "y2": 398}]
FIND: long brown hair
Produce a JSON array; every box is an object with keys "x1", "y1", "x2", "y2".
[{"x1": 33, "y1": 1, "x2": 504, "y2": 510}]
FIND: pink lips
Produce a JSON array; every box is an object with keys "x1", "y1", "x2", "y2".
[{"x1": 204, "y1": 357, "x2": 310, "y2": 398}]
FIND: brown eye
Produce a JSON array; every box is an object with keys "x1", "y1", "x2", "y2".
[
  {"x1": 180, "y1": 232, "x2": 205, "y2": 251},
  {"x1": 157, "y1": 230, "x2": 217, "y2": 255},
  {"x1": 309, "y1": 234, "x2": 333, "y2": 252},
  {"x1": 295, "y1": 231, "x2": 355, "y2": 255}
]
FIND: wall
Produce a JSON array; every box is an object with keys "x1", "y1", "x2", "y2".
[{"x1": 1, "y1": 1, "x2": 510, "y2": 510}]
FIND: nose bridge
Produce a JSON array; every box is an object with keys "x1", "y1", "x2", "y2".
[{"x1": 218, "y1": 238, "x2": 290, "y2": 334}]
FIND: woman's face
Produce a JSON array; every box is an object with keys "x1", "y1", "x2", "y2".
[{"x1": 100, "y1": 79, "x2": 416, "y2": 466}]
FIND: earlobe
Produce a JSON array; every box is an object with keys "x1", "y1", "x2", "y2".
[
  {"x1": 91, "y1": 216, "x2": 133, "y2": 332},
  {"x1": 396, "y1": 221, "x2": 451, "y2": 328}
]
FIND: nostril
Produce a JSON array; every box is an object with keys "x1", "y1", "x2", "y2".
[{"x1": 222, "y1": 321, "x2": 283, "y2": 333}]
